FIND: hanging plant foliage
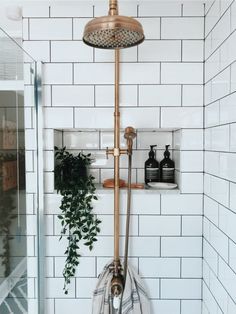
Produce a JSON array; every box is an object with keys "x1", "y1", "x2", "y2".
[
  {"x1": 0, "y1": 153, "x2": 17, "y2": 278},
  {"x1": 54, "y1": 147, "x2": 101, "y2": 294}
]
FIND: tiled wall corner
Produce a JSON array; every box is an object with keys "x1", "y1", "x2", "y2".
[{"x1": 203, "y1": 1, "x2": 236, "y2": 313}]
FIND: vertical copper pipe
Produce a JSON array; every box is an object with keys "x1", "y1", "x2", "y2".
[
  {"x1": 109, "y1": 0, "x2": 118, "y2": 15},
  {"x1": 114, "y1": 48, "x2": 120, "y2": 270}
]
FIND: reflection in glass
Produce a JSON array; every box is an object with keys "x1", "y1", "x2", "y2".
[{"x1": 0, "y1": 28, "x2": 35, "y2": 313}]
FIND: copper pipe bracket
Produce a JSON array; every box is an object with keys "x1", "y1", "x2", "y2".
[
  {"x1": 113, "y1": 148, "x2": 120, "y2": 156},
  {"x1": 120, "y1": 149, "x2": 128, "y2": 155},
  {"x1": 106, "y1": 147, "x2": 128, "y2": 159},
  {"x1": 106, "y1": 147, "x2": 114, "y2": 159}
]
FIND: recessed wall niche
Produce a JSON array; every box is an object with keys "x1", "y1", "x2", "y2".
[{"x1": 53, "y1": 128, "x2": 186, "y2": 189}]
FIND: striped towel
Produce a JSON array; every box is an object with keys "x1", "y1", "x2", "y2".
[{"x1": 92, "y1": 262, "x2": 150, "y2": 314}]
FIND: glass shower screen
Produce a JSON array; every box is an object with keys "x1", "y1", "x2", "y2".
[{"x1": 0, "y1": 28, "x2": 43, "y2": 314}]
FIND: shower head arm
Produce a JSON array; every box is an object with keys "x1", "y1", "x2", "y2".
[{"x1": 109, "y1": 0, "x2": 118, "y2": 15}]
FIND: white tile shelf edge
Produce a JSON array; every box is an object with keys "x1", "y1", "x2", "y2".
[
  {"x1": 54, "y1": 128, "x2": 181, "y2": 132},
  {"x1": 95, "y1": 185, "x2": 180, "y2": 195},
  {"x1": 53, "y1": 184, "x2": 180, "y2": 195}
]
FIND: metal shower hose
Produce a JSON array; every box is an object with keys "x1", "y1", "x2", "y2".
[{"x1": 118, "y1": 152, "x2": 132, "y2": 314}]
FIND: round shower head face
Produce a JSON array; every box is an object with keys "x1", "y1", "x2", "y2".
[{"x1": 83, "y1": 15, "x2": 145, "y2": 49}]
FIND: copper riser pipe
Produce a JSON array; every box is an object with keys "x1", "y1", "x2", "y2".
[
  {"x1": 108, "y1": 0, "x2": 130, "y2": 297},
  {"x1": 106, "y1": 50, "x2": 125, "y2": 298},
  {"x1": 110, "y1": 0, "x2": 122, "y2": 281},
  {"x1": 114, "y1": 49, "x2": 120, "y2": 274}
]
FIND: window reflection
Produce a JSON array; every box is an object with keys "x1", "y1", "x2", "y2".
[{"x1": 0, "y1": 91, "x2": 26, "y2": 268}]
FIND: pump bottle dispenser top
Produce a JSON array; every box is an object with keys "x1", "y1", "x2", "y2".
[
  {"x1": 149, "y1": 145, "x2": 156, "y2": 158},
  {"x1": 144, "y1": 145, "x2": 159, "y2": 184}
]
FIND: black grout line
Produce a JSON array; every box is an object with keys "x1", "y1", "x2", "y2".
[
  {"x1": 230, "y1": 2, "x2": 233, "y2": 34},
  {"x1": 204, "y1": 217, "x2": 236, "y2": 263},
  {"x1": 204, "y1": 171, "x2": 236, "y2": 186},
  {"x1": 230, "y1": 61, "x2": 232, "y2": 93},
  {"x1": 46, "y1": 233, "x2": 202, "y2": 239},
  {"x1": 37, "y1": 61, "x2": 204, "y2": 64},
  {"x1": 39, "y1": 105, "x2": 204, "y2": 110},
  {"x1": 30, "y1": 83, "x2": 203, "y2": 86},
  {"x1": 26, "y1": 15, "x2": 206, "y2": 20},
  {"x1": 160, "y1": 17, "x2": 162, "y2": 40},
  {"x1": 72, "y1": 17, "x2": 74, "y2": 40},
  {"x1": 28, "y1": 18, "x2": 30, "y2": 40},
  {"x1": 159, "y1": 107, "x2": 162, "y2": 128},
  {"x1": 205, "y1": 89, "x2": 236, "y2": 108},
  {"x1": 50, "y1": 85, "x2": 53, "y2": 107},
  {"x1": 205, "y1": 58, "x2": 235, "y2": 86},
  {"x1": 23, "y1": 38, "x2": 206, "y2": 43},
  {"x1": 72, "y1": 62, "x2": 74, "y2": 85},
  {"x1": 205, "y1": 24, "x2": 236, "y2": 62},
  {"x1": 159, "y1": 278, "x2": 161, "y2": 299},
  {"x1": 159, "y1": 63, "x2": 162, "y2": 85},
  {"x1": 202, "y1": 276, "x2": 228, "y2": 314},
  {"x1": 204, "y1": 0, "x2": 217, "y2": 17},
  {"x1": 138, "y1": 214, "x2": 140, "y2": 237},
  {"x1": 203, "y1": 253, "x2": 236, "y2": 309},
  {"x1": 205, "y1": 0, "x2": 234, "y2": 39},
  {"x1": 228, "y1": 237, "x2": 230, "y2": 264},
  {"x1": 53, "y1": 256, "x2": 56, "y2": 278}
]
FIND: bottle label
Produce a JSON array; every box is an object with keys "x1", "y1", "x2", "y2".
[
  {"x1": 146, "y1": 168, "x2": 159, "y2": 180},
  {"x1": 162, "y1": 168, "x2": 174, "y2": 182}
]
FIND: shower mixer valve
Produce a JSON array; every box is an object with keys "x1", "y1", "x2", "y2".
[
  {"x1": 111, "y1": 275, "x2": 124, "y2": 297},
  {"x1": 109, "y1": 261, "x2": 124, "y2": 298},
  {"x1": 106, "y1": 126, "x2": 137, "y2": 159}
]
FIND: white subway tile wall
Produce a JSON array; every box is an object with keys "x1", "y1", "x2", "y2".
[
  {"x1": 203, "y1": 1, "x2": 236, "y2": 314},
  {"x1": 23, "y1": 1, "x2": 205, "y2": 314}
]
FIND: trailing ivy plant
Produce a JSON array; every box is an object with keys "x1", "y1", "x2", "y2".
[{"x1": 54, "y1": 147, "x2": 101, "y2": 294}]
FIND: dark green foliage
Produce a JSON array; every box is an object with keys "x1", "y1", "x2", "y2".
[
  {"x1": 0, "y1": 190, "x2": 16, "y2": 277},
  {"x1": 0, "y1": 153, "x2": 17, "y2": 277},
  {"x1": 54, "y1": 147, "x2": 101, "y2": 294}
]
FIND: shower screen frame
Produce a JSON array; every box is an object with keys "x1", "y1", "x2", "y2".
[{"x1": 34, "y1": 61, "x2": 45, "y2": 314}]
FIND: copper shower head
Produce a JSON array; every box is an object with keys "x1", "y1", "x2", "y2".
[{"x1": 83, "y1": 0, "x2": 145, "y2": 49}]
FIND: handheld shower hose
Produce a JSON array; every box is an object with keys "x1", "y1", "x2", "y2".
[
  {"x1": 123, "y1": 126, "x2": 136, "y2": 284},
  {"x1": 116, "y1": 128, "x2": 135, "y2": 314}
]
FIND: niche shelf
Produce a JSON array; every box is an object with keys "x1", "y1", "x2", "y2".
[{"x1": 53, "y1": 128, "x2": 182, "y2": 194}]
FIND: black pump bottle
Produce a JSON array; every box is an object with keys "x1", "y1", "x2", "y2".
[
  {"x1": 160, "y1": 145, "x2": 175, "y2": 183},
  {"x1": 145, "y1": 145, "x2": 159, "y2": 184}
]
